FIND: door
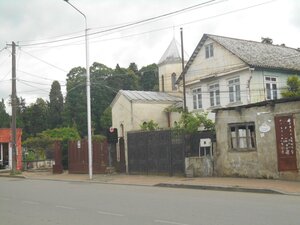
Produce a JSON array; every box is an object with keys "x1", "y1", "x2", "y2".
[{"x1": 275, "y1": 115, "x2": 297, "y2": 171}]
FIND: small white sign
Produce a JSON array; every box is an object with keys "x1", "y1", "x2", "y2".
[
  {"x1": 200, "y1": 138, "x2": 211, "y2": 147},
  {"x1": 259, "y1": 123, "x2": 271, "y2": 133}
]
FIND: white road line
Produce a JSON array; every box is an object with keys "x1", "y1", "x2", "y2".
[
  {"x1": 22, "y1": 200, "x2": 40, "y2": 205},
  {"x1": 97, "y1": 210, "x2": 124, "y2": 217},
  {"x1": 55, "y1": 205, "x2": 75, "y2": 210},
  {"x1": 154, "y1": 219, "x2": 190, "y2": 225}
]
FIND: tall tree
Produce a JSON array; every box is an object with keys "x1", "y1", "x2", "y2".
[
  {"x1": 63, "y1": 67, "x2": 87, "y2": 136},
  {"x1": 139, "y1": 64, "x2": 158, "y2": 91},
  {"x1": 0, "y1": 98, "x2": 10, "y2": 128},
  {"x1": 49, "y1": 81, "x2": 64, "y2": 129}
]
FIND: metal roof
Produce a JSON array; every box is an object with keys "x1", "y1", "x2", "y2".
[
  {"x1": 119, "y1": 90, "x2": 182, "y2": 103},
  {"x1": 158, "y1": 38, "x2": 182, "y2": 65}
]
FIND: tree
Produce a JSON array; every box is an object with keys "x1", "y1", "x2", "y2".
[
  {"x1": 49, "y1": 81, "x2": 64, "y2": 129},
  {"x1": 139, "y1": 64, "x2": 158, "y2": 91},
  {"x1": 22, "y1": 98, "x2": 49, "y2": 137},
  {"x1": 0, "y1": 99, "x2": 10, "y2": 128},
  {"x1": 99, "y1": 106, "x2": 112, "y2": 131},
  {"x1": 281, "y1": 75, "x2": 300, "y2": 97},
  {"x1": 140, "y1": 120, "x2": 159, "y2": 131}
]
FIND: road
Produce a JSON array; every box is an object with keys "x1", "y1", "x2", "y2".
[{"x1": 0, "y1": 177, "x2": 300, "y2": 225}]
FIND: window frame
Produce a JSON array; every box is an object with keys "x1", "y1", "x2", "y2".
[
  {"x1": 229, "y1": 122, "x2": 256, "y2": 151},
  {"x1": 228, "y1": 77, "x2": 241, "y2": 103},
  {"x1": 205, "y1": 43, "x2": 214, "y2": 59},
  {"x1": 171, "y1": 73, "x2": 177, "y2": 91},
  {"x1": 265, "y1": 76, "x2": 277, "y2": 100},
  {"x1": 192, "y1": 88, "x2": 202, "y2": 110},
  {"x1": 209, "y1": 83, "x2": 220, "y2": 107}
]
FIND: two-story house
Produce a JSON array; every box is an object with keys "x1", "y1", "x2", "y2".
[{"x1": 177, "y1": 34, "x2": 300, "y2": 118}]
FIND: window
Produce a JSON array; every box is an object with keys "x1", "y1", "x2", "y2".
[
  {"x1": 229, "y1": 123, "x2": 256, "y2": 150},
  {"x1": 205, "y1": 43, "x2": 214, "y2": 58},
  {"x1": 192, "y1": 88, "x2": 202, "y2": 110},
  {"x1": 265, "y1": 76, "x2": 277, "y2": 100},
  {"x1": 209, "y1": 83, "x2": 220, "y2": 107},
  {"x1": 228, "y1": 78, "x2": 241, "y2": 103},
  {"x1": 171, "y1": 73, "x2": 177, "y2": 91}
]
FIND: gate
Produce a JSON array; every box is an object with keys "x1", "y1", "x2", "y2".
[
  {"x1": 127, "y1": 130, "x2": 185, "y2": 176},
  {"x1": 275, "y1": 115, "x2": 297, "y2": 171},
  {"x1": 68, "y1": 139, "x2": 108, "y2": 174}
]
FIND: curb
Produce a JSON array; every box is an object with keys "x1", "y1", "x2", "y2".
[
  {"x1": 154, "y1": 183, "x2": 285, "y2": 195},
  {"x1": 0, "y1": 174, "x2": 26, "y2": 179}
]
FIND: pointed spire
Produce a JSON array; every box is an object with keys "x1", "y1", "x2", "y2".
[{"x1": 158, "y1": 38, "x2": 182, "y2": 65}]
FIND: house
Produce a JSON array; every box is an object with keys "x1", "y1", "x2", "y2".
[
  {"x1": 0, "y1": 128, "x2": 22, "y2": 170},
  {"x1": 177, "y1": 34, "x2": 300, "y2": 119},
  {"x1": 214, "y1": 97, "x2": 300, "y2": 180}
]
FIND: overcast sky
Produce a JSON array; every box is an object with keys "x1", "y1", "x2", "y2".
[{"x1": 0, "y1": 0, "x2": 299, "y2": 109}]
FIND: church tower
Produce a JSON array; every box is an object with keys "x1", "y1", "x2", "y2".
[{"x1": 158, "y1": 38, "x2": 183, "y2": 94}]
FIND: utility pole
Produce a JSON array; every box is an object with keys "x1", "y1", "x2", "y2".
[
  {"x1": 11, "y1": 41, "x2": 17, "y2": 173},
  {"x1": 180, "y1": 28, "x2": 187, "y2": 112}
]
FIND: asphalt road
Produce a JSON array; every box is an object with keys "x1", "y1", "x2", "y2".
[{"x1": 1, "y1": 177, "x2": 300, "y2": 225}]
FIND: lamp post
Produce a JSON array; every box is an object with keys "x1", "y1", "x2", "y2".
[{"x1": 63, "y1": 0, "x2": 93, "y2": 180}]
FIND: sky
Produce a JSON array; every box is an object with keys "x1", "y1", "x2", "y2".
[{"x1": 0, "y1": 0, "x2": 299, "y2": 110}]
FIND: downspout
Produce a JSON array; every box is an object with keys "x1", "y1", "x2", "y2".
[
  {"x1": 247, "y1": 67, "x2": 254, "y2": 103},
  {"x1": 167, "y1": 111, "x2": 171, "y2": 128}
]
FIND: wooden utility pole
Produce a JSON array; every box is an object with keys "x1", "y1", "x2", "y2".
[{"x1": 11, "y1": 41, "x2": 17, "y2": 173}]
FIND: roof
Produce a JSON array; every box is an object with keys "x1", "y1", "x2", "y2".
[
  {"x1": 213, "y1": 96, "x2": 300, "y2": 112},
  {"x1": 177, "y1": 34, "x2": 300, "y2": 83},
  {"x1": 158, "y1": 38, "x2": 182, "y2": 65},
  {"x1": 111, "y1": 90, "x2": 182, "y2": 107}
]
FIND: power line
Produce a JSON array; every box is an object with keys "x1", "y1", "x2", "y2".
[
  {"x1": 17, "y1": 70, "x2": 66, "y2": 83},
  {"x1": 18, "y1": 48, "x2": 68, "y2": 73},
  {"x1": 19, "y1": 0, "x2": 222, "y2": 47}
]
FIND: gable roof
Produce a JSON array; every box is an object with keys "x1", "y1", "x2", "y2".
[
  {"x1": 158, "y1": 38, "x2": 182, "y2": 65},
  {"x1": 111, "y1": 90, "x2": 182, "y2": 107},
  {"x1": 177, "y1": 34, "x2": 300, "y2": 83}
]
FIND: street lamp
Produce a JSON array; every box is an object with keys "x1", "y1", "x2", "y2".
[{"x1": 63, "y1": 0, "x2": 93, "y2": 180}]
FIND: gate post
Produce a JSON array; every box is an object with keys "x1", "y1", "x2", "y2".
[{"x1": 53, "y1": 141, "x2": 63, "y2": 174}]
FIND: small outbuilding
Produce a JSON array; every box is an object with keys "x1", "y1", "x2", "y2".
[
  {"x1": 0, "y1": 128, "x2": 22, "y2": 170},
  {"x1": 214, "y1": 97, "x2": 300, "y2": 180}
]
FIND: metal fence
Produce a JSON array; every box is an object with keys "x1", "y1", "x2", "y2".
[{"x1": 127, "y1": 130, "x2": 215, "y2": 176}]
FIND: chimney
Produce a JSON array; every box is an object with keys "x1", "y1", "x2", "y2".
[{"x1": 261, "y1": 37, "x2": 273, "y2": 44}]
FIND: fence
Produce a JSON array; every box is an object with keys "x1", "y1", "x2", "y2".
[{"x1": 127, "y1": 130, "x2": 215, "y2": 176}]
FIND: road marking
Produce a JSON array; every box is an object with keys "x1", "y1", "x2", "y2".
[
  {"x1": 55, "y1": 205, "x2": 75, "y2": 210},
  {"x1": 22, "y1": 200, "x2": 40, "y2": 205},
  {"x1": 97, "y1": 210, "x2": 124, "y2": 217},
  {"x1": 154, "y1": 219, "x2": 190, "y2": 225}
]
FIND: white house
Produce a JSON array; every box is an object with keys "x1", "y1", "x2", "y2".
[{"x1": 177, "y1": 34, "x2": 300, "y2": 118}]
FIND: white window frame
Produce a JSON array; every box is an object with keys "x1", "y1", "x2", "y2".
[
  {"x1": 265, "y1": 76, "x2": 277, "y2": 100},
  {"x1": 192, "y1": 88, "x2": 202, "y2": 110},
  {"x1": 209, "y1": 83, "x2": 220, "y2": 107},
  {"x1": 205, "y1": 43, "x2": 214, "y2": 59},
  {"x1": 228, "y1": 78, "x2": 241, "y2": 103}
]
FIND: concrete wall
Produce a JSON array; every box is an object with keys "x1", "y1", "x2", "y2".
[
  {"x1": 215, "y1": 100, "x2": 300, "y2": 179},
  {"x1": 185, "y1": 156, "x2": 214, "y2": 177}
]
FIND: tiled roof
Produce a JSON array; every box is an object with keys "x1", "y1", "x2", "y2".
[
  {"x1": 177, "y1": 34, "x2": 300, "y2": 84},
  {"x1": 119, "y1": 90, "x2": 182, "y2": 102},
  {"x1": 208, "y1": 34, "x2": 300, "y2": 71}
]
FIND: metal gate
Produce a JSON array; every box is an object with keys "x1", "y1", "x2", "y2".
[
  {"x1": 275, "y1": 115, "x2": 297, "y2": 171},
  {"x1": 127, "y1": 130, "x2": 185, "y2": 176}
]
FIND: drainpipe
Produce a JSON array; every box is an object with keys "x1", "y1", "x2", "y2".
[
  {"x1": 167, "y1": 111, "x2": 171, "y2": 128},
  {"x1": 247, "y1": 67, "x2": 254, "y2": 103}
]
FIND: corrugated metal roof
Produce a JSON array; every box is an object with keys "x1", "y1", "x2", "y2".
[{"x1": 120, "y1": 90, "x2": 182, "y2": 102}]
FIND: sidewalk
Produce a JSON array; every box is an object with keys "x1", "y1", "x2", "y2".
[{"x1": 2, "y1": 170, "x2": 300, "y2": 196}]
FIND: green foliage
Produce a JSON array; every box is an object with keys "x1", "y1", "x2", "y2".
[
  {"x1": 174, "y1": 112, "x2": 215, "y2": 134},
  {"x1": 100, "y1": 107, "x2": 112, "y2": 131},
  {"x1": 139, "y1": 64, "x2": 158, "y2": 91},
  {"x1": 281, "y1": 75, "x2": 300, "y2": 97},
  {"x1": 41, "y1": 127, "x2": 80, "y2": 141},
  {"x1": 92, "y1": 134, "x2": 106, "y2": 142},
  {"x1": 49, "y1": 81, "x2": 64, "y2": 129},
  {"x1": 23, "y1": 135, "x2": 54, "y2": 160},
  {"x1": 140, "y1": 120, "x2": 159, "y2": 131},
  {"x1": 0, "y1": 98, "x2": 10, "y2": 128}
]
